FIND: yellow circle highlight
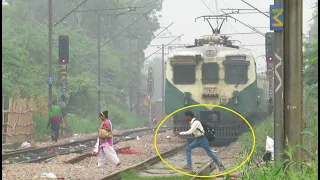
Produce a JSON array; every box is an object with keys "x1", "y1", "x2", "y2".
[{"x1": 153, "y1": 104, "x2": 256, "y2": 178}]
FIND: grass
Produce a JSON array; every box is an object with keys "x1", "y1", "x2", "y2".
[
  {"x1": 120, "y1": 170, "x2": 189, "y2": 180},
  {"x1": 236, "y1": 114, "x2": 318, "y2": 180},
  {"x1": 32, "y1": 113, "x2": 101, "y2": 141},
  {"x1": 32, "y1": 106, "x2": 145, "y2": 142}
]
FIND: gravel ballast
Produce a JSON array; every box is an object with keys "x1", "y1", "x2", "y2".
[{"x1": 2, "y1": 131, "x2": 184, "y2": 180}]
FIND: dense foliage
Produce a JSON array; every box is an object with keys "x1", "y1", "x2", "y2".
[{"x1": 2, "y1": 0, "x2": 164, "y2": 136}]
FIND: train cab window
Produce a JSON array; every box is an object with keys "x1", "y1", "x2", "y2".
[
  {"x1": 173, "y1": 65, "x2": 196, "y2": 84},
  {"x1": 202, "y1": 63, "x2": 219, "y2": 84},
  {"x1": 224, "y1": 56, "x2": 249, "y2": 85},
  {"x1": 225, "y1": 64, "x2": 248, "y2": 84}
]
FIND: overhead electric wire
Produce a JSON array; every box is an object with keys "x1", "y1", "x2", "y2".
[
  {"x1": 130, "y1": 22, "x2": 175, "y2": 54},
  {"x1": 69, "y1": 0, "x2": 144, "y2": 45},
  {"x1": 70, "y1": 0, "x2": 141, "y2": 17},
  {"x1": 101, "y1": 9, "x2": 154, "y2": 47},
  {"x1": 73, "y1": 6, "x2": 146, "y2": 12},
  {"x1": 220, "y1": 9, "x2": 265, "y2": 37},
  {"x1": 217, "y1": 1, "x2": 240, "y2": 33},
  {"x1": 54, "y1": 0, "x2": 89, "y2": 27},
  {"x1": 144, "y1": 34, "x2": 184, "y2": 61},
  {"x1": 222, "y1": 32, "x2": 258, "y2": 35},
  {"x1": 114, "y1": 0, "x2": 141, "y2": 36},
  {"x1": 150, "y1": 22, "x2": 174, "y2": 41},
  {"x1": 240, "y1": 0, "x2": 270, "y2": 18},
  {"x1": 156, "y1": 36, "x2": 180, "y2": 39},
  {"x1": 225, "y1": 11, "x2": 270, "y2": 14},
  {"x1": 148, "y1": 43, "x2": 189, "y2": 47},
  {"x1": 201, "y1": 0, "x2": 215, "y2": 15},
  {"x1": 242, "y1": 44, "x2": 265, "y2": 46}
]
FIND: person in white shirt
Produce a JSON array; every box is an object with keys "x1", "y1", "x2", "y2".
[{"x1": 177, "y1": 111, "x2": 225, "y2": 171}]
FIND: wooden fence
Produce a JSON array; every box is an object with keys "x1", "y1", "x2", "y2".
[{"x1": 2, "y1": 98, "x2": 34, "y2": 144}]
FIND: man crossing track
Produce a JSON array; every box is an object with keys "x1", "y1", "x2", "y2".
[{"x1": 176, "y1": 110, "x2": 226, "y2": 172}]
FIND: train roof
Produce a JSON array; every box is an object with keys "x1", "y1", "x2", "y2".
[{"x1": 168, "y1": 45, "x2": 253, "y2": 59}]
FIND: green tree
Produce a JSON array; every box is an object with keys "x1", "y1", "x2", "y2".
[{"x1": 2, "y1": 0, "x2": 164, "y2": 136}]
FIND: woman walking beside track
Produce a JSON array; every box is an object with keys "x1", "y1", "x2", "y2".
[
  {"x1": 93, "y1": 111, "x2": 121, "y2": 167},
  {"x1": 47, "y1": 100, "x2": 62, "y2": 142}
]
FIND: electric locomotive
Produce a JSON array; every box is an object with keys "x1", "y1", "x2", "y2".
[{"x1": 165, "y1": 35, "x2": 270, "y2": 145}]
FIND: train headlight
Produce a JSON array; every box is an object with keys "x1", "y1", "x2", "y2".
[
  {"x1": 233, "y1": 91, "x2": 240, "y2": 105},
  {"x1": 220, "y1": 96, "x2": 228, "y2": 105}
]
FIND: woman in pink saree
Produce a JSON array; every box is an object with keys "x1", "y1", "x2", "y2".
[{"x1": 93, "y1": 111, "x2": 121, "y2": 167}]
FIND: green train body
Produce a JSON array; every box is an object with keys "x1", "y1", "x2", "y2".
[{"x1": 165, "y1": 35, "x2": 271, "y2": 145}]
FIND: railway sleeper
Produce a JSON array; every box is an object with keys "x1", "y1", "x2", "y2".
[
  {"x1": 100, "y1": 145, "x2": 185, "y2": 180},
  {"x1": 65, "y1": 146, "x2": 130, "y2": 164}
]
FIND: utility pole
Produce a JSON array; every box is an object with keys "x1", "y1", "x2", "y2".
[
  {"x1": 97, "y1": 14, "x2": 101, "y2": 114},
  {"x1": 161, "y1": 44, "x2": 165, "y2": 121},
  {"x1": 128, "y1": 36, "x2": 133, "y2": 112},
  {"x1": 48, "y1": 0, "x2": 53, "y2": 109},
  {"x1": 51, "y1": 2, "x2": 144, "y2": 114},
  {"x1": 129, "y1": 82, "x2": 133, "y2": 112},
  {"x1": 136, "y1": 39, "x2": 141, "y2": 118},
  {"x1": 149, "y1": 97, "x2": 152, "y2": 127},
  {"x1": 273, "y1": 0, "x2": 284, "y2": 163},
  {"x1": 283, "y1": 0, "x2": 302, "y2": 164},
  {"x1": 147, "y1": 67, "x2": 154, "y2": 127}
]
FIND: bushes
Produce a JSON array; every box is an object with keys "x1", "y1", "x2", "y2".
[
  {"x1": 32, "y1": 104, "x2": 143, "y2": 141},
  {"x1": 237, "y1": 116, "x2": 318, "y2": 180},
  {"x1": 32, "y1": 113, "x2": 50, "y2": 142},
  {"x1": 105, "y1": 104, "x2": 144, "y2": 129},
  {"x1": 238, "y1": 117, "x2": 274, "y2": 155}
]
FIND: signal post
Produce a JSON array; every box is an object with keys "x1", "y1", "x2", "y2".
[
  {"x1": 270, "y1": 1, "x2": 285, "y2": 163},
  {"x1": 270, "y1": 3, "x2": 285, "y2": 163},
  {"x1": 147, "y1": 67, "x2": 154, "y2": 127},
  {"x1": 265, "y1": 32, "x2": 275, "y2": 100},
  {"x1": 58, "y1": 35, "x2": 70, "y2": 137}
]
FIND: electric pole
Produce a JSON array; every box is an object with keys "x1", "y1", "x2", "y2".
[
  {"x1": 273, "y1": 0, "x2": 284, "y2": 163},
  {"x1": 136, "y1": 39, "x2": 141, "y2": 118},
  {"x1": 147, "y1": 67, "x2": 154, "y2": 127},
  {"x1": 129, "y1": 36, "x2": 133, "y2": 113},
  {"x1": 161, "y1": 44, "x2": 165, "y2": 121},
  {"x1": 283, "y1": 0, "x2": 302, "y2": 164},
  {"x1": 48, "y1": 0, "x2": 53, "y2": 109},
  {"x1": 97, "y1": 14, "x2": 101, "y2": 114}
]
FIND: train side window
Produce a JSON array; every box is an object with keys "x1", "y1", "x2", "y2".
[
  {"x1": 224, "y1": 63, "x2": 249, "y2": 84},
  {"x1": 202, "y1": 63, "x2": 219, "y2": 84},
  {"x1": 173, "y1": 65, "x2": 196, "y2": 84}
]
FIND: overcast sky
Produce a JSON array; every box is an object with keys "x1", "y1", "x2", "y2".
[{"x1": 144, "y1": 0, "x2": 316, "y2": 69}]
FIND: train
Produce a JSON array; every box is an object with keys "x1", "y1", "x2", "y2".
[{"x1": 165, "y1": 35, "x2": 271, "y2": 145}]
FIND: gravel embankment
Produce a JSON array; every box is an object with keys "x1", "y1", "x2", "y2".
[
  {"x1": 33, "y1": 127, "x2": 151, "y2": 148},
  {"x1": 2, "y1": 131, "x2": 184, "y2": 180}
]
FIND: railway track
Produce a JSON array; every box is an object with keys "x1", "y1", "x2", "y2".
[
  {"x1": 189, "y1": 161, "x2": 240, "y2": 180},
  {"x1": 127, "y1": 141, "x2": 243, "y2": 180},
  {"x1": 2, "y1": 127, "x2": 170, "y2": 165},
  {"x1": 2, "y1": 130, "x2": 187, "y2": 179},
  {"x1": 100, "y1": 145, "x2": 185, "y2": 180},
  {"x1": 189, "y1": 161, "x2": 217, "y2": 180},
  {"x1": 2, "y1": 127, "x2": 161, "y2": 154}
]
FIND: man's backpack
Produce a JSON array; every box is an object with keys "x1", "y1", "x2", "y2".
[{"x1": 196, "y1": 120, "x2": 216, "y2": 141}]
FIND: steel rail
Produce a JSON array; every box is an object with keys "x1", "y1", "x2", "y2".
[
  {"x1": 64, "y1": 129, "x2": 167, "y2": 164},
  {"x1": 100, "y1": 145, "x2": 185, "y2": 180},
  {"x1": 2, "y1": 127, "x2": 169, "y2": 159}
]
